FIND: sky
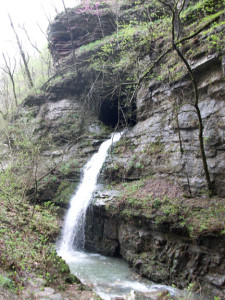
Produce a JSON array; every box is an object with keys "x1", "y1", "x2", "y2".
[{"x1": 0, "y1": 0, "x2": 81, "y2": 64}]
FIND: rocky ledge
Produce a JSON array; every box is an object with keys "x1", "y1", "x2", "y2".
[{"x1": 84, "y1": 184, "x2": 225, "y2": 299}]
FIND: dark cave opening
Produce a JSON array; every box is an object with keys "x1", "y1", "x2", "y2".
[{"x1": 98, "y1": 96, "x2": 137, "y2": 128}]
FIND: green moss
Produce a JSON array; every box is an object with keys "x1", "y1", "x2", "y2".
[
  {"x1": 54, "y1": 181, "x2": 78, "y2": 206},
  {"x1": 59, "y1": 159, "x2": 79, "y2": 176},
  {"x1": 108, "y1": 178, "x2": 225, "y2": 239}
]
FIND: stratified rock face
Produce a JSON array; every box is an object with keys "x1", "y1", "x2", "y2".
[
  {"x1": 22, "y1": 90, "x2": 110, "y2": 208},
  {"x1": 48, "y1": 5, "x2": 116, "y2": 63},
  {"x1": 136, "y1": 54, "x2": 225, "y2": 195},
  {"x1": 46, "y1": 0, "x2": 225, "y2": 197},
  {"x1": 103, "y1": 53, "x2": 225, "y2": 196},
  {"x1": 84, "y1": 194, "x2": 225, "y2": 299}
]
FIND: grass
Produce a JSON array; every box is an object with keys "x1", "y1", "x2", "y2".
[
  {"x1": 107, "y1": 177, "x2": 225, "y2": 239},
  {"x1": 0, "y1": 274, "x2": 15, "y2": 290},
  {"x1": 76, "y1": 19, "x2": 150, "y2": 57}
]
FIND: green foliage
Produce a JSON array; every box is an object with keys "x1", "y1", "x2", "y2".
[
  {"x1": 181, "y1": 0, "x2": 225, "y2": 20},
  {"x1": 0, "y1": 274, "x2": 15, "y2": 290},
  {"x1": 204, "y1": 20, "x2": 225, "y2": 52},
  {"x1": 54, "y1": 181, "x2": 78, "y2": 206},
  {"x1": 108, "y1": 178, "x2": 225, "y2": 238},
  {"x1": 153, "y1": 198, "x2": 161, "y2": 209},
  {"x1": 0, "y1": 112, "x2": 74, "y2": 291},
  {"x1": 144, "y1": 140, "x2": 164, "y2": 155},
  {"x1": 86, "y1": 20, "x2": 151, "y2": 80},
  {"x1": 60, "y1": 159, "x2": 79, "y2": 175}
]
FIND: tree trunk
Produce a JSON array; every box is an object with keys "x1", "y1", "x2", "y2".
[
  {"x1": 9, "y1": 15, "x2": 34, "y2": 89},
  {"x1": 170, "y1": 4, "x2": 213, "y2": 197}
]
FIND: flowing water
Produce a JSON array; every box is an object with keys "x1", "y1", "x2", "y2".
[
  {"x1": 60, "y1": 250, "x2": 179, "y2": 300},
  {"x1": 58, "y1": 132, "x2": 123, "y2": 255},
  {"x1": 57, "y1": 133, "x2": 197, "y2": 299}
]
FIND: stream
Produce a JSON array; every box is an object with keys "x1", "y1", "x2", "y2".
[
  {"x1": 57, "y1": 133, "x2": 200, "y2": 300},
  {"x1": 60, "y1": 250, "x2": 179, "y2": 300}
]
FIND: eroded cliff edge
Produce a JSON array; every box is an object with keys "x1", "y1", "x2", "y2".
[{"x1": 19, "y1": 0, "x2": 225, "y2": 298}]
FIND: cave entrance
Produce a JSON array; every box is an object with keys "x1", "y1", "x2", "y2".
[{"x1": 98, "y1": 96, "x2": 137, "y2": 128}]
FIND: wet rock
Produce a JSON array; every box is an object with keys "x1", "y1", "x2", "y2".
[
  {"x1": 132, "y1": 289, "x2": 174, "y2": 300},
  {"x1": 104, "y1": 219, "x2": 118, "y2": 240},
  {"x1": 222, "y1": 54, "x2": 225, "y2": 76},
  {"x1": 85, "y1": 199, "x2": 225, "y2": 299},
  {"x1": 205, "y1": 274, "x2": 225, "y2": 287}
]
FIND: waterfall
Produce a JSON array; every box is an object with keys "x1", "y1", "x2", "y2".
[
  {"x1": 57, "y1": 132, "x2": 182, "y2": 300},
  {"x1": 58, "y1": 132, "x2": 122, "y2": 257}
]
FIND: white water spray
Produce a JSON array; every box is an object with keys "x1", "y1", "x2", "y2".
[
  {"x1": 58, "y1": 132, "x2": 122, "y2": 257},
  {"x1": 57, "y1": 132, "x2": 184, "y2": 300}
]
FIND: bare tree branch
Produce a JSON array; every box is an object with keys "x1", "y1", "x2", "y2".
[
  {"x1": 1, "y1": 53, "x2": 18, "y2": 106},
  {"x1": 19, "y1": 24, "x2": 41, "y2": 54},
  {"x1": 164, "y1": 0, "x2": 214, "y2": 196},
  {"x1": 8, "y1": 14, "x2": 34, "y2": 88}
]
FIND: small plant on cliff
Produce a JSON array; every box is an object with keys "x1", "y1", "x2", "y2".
[{"x1": 137, "y1": 0, "x2": 225, "y2": 197}]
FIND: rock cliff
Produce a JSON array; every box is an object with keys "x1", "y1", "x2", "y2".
[
  {"x1": 45, "y1": 0, "x2": 225, "y2": 197},
  {"x1": 85, "y1": 188, "x2": 225, "y2": 298},
  {"x1": 20, "y1": 0, "x2": 225, "y2": 298}
]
